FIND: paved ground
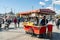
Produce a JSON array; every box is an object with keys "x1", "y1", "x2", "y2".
[{"x1": 0, "y1": 22, "x2": 60, "y2": 40}]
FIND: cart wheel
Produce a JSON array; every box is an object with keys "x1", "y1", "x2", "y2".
[
  {"x1": 36, "y1": 34, "x2": 40, "y2": 38},
  {"x1": 28, "y1": 28, "x2": 33, "y2": 34},
  {"x1": 43, "y1": 33, "x2": 46, "y2": 38}
]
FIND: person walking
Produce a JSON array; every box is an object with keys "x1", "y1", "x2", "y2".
[
  {"x1": 55, "y1": 17, "x2": 58, "y2": 26},
  {"x1": 4, "y1": 16, "x2": 10, "y2": 30},
  {"x1": 0, "y1": 18, "x2": 3, "y2": 30},
  {"x1": 7, "y1": 16, "x2": 11, "y2": 28},
  {"x1": 17, "y1": 16, "x2": 20, "y2": 28},
  {"x1": 13, "y1": 17, "x2": 17, "y2": 28},
  {"x1": 56, "y1": 19, "x2": 60, "y2": 29}
]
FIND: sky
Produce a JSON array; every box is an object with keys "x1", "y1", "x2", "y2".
[{"x1": 0, "y1": 0, "x2": 60, "y2": 14}]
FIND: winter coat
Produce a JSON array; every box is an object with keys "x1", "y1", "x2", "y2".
[
  {"x1": 13, "y1": 18, "x2": 17, "y2": 23},
  {"x1": 40, "y1": 19, "x2": 48, "y2": 26}
]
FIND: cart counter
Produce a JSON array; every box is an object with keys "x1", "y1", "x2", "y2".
[{"x1": 24, "y1": 25, "x2": 46, "y2": 34}]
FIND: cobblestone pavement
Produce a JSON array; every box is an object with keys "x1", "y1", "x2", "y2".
[{"x1": 0, "y1": 22, "x2": 60, "y2": 40}]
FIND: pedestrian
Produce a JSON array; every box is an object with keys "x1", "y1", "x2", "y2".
[
  {"x1": 52, "y1": 18, "x2": 54, "y2": 23},
  {"x1": 7, "y1": 16, "x2": 11, "y2": 26},
  {"x1": 0, "y1": 18, "x2": 2, "y2": 30},
  {"x1": 13, "y1": 17, "x2": 17, "y2": 28},
  {"x1": 56, "y1": 19, "x2": 60, "y2": 29},
  {"x1": 17, "y1": 16, "x2": 20, "y2": 28},
  {"x1": 4, "y1": 16, "x2": 10, "y2": 30},
  {"x1": 55, "y1": 17, "x2": 58, "y2": 26}
]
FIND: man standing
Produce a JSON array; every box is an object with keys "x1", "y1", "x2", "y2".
[
  {"x1": 40, "y1": 16, "x2": 48, "y2": 26},
  {"x1": 40, "y1": 16, "x2": 48, "y2": 37}
]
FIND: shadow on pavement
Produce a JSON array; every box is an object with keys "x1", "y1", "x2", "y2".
[
  {"x1": 18, "y1": 27, "x2": 23, "y2": 29},
  {"x1": 50, "y1": 32, "x2": 60, "y2": 40},
  {"x1": 32, "y1": 32, "x2": 60, "y2": 40},
  {"x1": 9, "y1": 27, "x2": 23, "y2": 29},
  {"x1": 9, "y1": 27, "x2": 15, "y2": 29},
  {"x1": 39, "y1": 32, "x2": 60, "y2": 40},
  {"x1": 0, "y1": 28, "x2": 4, "y2": 32}
]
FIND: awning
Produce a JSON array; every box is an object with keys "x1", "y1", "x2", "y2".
[{"x1": 19, "y1": 9, "x2": 56, "y2": 15}]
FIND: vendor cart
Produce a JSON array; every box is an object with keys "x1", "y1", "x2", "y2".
[
  {"x1": 19, "y1": 9, "x2": 56, "y2": 38},
  {"x1": 23, "y1": 16, "x2": 53, "y2": 38},
  {"x1": 23, "y1": 22, "x2": 53, "y2": 38}
]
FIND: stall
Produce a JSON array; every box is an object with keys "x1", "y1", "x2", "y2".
[{"x1": 19, "y1": 9, "x2": 56, "y2": 38}]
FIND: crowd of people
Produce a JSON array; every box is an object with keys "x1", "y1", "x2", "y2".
[
  {"x1": 40, "y1": 16, "x2": 60, "y2": 29},
  {"x1": 0, "y1": 16, "x2": 21, "y2": 30},
  {"x1": 35, "y1": 16, "x2": 60, "y2": 29},
  {"x1": 23, "y1": 16, "x2": 60, "y2": 30},
  {"x1": 0, "y1": 15, "x2": 60, "y2": 31}
]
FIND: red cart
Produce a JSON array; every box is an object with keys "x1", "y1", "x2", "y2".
[{"x1": 23, "y1": 24, "x2": 53, "y2": 38}]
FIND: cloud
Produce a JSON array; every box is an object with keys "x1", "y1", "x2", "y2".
[
  {"x1": 53, "y1": 0, "x2": 60, "y2": 4},
  {"x1": 39, "y1": 2, "x2": 45, "y2": 5},
  {"x1": 46, "y1": 5, "x2": 54, "y2": 10},
  {"x1": 56, "y1": 10, "x2": 60, "y2": 14},
  {"x1": 46, "y1": 4, "x2": 60, "y2": 14},
  {"x1": 46, "y1": 7, "x2": 53, "y2": 10},
  {"x1": 45, "y1": 0, "x2": 49, "y2": 2},
  {"x1": 46, "y1": 4, "x2": 57, "y2": 11},
  {"x1": 46, "y1": 6, "x2": 60, "y2": 14},
  {"x1": 54, "y1": 0, "x2": 60, "y2": 1},
  {"x1": 53, "y1": 1, "x2": 60, "y2": 4}
]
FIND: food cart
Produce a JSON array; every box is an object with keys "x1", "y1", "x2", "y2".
[{"x1": 19, "y1": 9, "x2": 56, "y2": 38}]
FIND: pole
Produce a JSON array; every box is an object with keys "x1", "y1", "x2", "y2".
[
  {"x1": 52, "y1": 0, "x2": 55, "y2": 11},
  {"x1": 32, "y1": 6, "x2": 33, "y2": 10}
]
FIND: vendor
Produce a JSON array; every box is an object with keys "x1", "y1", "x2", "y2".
[
  {"x1": 40, "y1": 16, "x2": 48, "y2": 26},
  {"x1": 33, "y1": 17, "x2": 39, "y2": 26},
  {"x1": 36, "y1": 17, "x2": 39, "y2": 25}
]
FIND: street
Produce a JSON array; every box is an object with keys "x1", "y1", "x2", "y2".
[{"x1": 0, "y1": 22, "x2": 60, "y2": 40}]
